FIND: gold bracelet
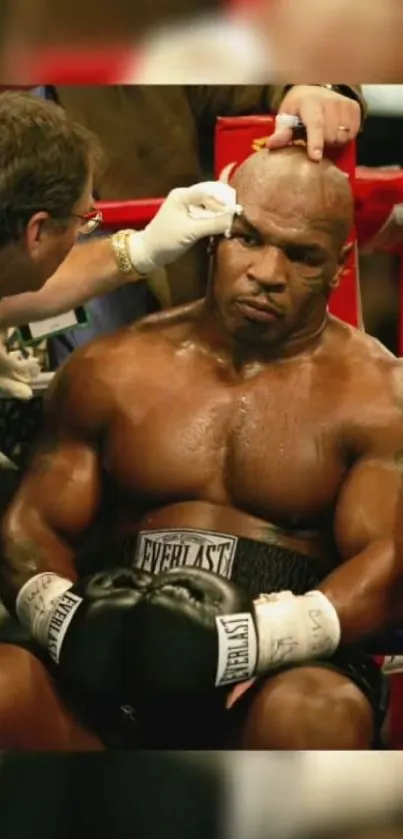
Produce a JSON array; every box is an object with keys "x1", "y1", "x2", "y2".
[{"x1": 110, "y1": 229, "x2": 140, "y2": 277}]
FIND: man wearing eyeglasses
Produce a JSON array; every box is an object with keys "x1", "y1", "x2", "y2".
[{"x1": 0, "y1": 90, "x2": 239, "y2": 399}]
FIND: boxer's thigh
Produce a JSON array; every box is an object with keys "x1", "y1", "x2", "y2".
[
  {"x1": 226, "y1": 665, "x2": 375, "y2": 750},
  {"x1": 0, "y1": 643, "x2": 103, "y2": 750}
]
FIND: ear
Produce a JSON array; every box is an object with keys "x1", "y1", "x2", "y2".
[
  {"x1": 24, "y1": 211, "x2": 51, "y2": 256},
  {"x1": 330, "y1": 242, "x2": 354, "y2": 289}
]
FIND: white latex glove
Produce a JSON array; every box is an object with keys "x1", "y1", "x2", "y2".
[
  {"x1": 0, "y1": 338, "x2": 41, "y2": 400},
  {"x1": 128, "y1": 181, "x2": 243, "y2": 275}
]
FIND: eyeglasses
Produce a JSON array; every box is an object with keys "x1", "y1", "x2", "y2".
[{"x1": 72, "y1": 209, "x2": 103, "y2": 236}]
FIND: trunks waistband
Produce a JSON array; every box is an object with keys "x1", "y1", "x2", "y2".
[{"x1": 110, "y1": 527, "x2": 322, "y2": 599}]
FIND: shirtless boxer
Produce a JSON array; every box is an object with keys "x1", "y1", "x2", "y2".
[{"x1": 1, "y1": 145, "x2": 403, "y2": 751}]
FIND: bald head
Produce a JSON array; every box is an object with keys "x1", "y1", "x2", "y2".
[{"x1": 230, "y1": 147, "x2": 354, "y2": 245}]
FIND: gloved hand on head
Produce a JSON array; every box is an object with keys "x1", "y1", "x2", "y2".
[{"x1": 127, "y1": 181, "x2": 243, "y2": 275}]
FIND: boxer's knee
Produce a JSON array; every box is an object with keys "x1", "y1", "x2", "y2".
[
  {"x1": 0, "y1": 644, "x2": 103, "y2": 750},
  {"x1": 238, "y1": 666, "x2": 374, "y2": 750}
]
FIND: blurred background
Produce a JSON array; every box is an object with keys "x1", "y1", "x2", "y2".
[
  {"x1": 1, "y1": 1, "x2": 403, "y2": 83},
  {"x1": 357, "y1": 86, "x2": 403, "y2": 354},
  {"x1": 1, "y1": 751, "x2": 403, "y2": 839}
]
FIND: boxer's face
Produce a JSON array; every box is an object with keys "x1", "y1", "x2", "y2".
[{"x1": 211, "y1": 160, "x2": 350, "y2": 348}]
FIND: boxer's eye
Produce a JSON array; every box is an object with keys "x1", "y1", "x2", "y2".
[
  {"x1": 232, "y1": 232, "x2": 260, "y2": 248},
  {"x1": 286, "y1": 246, "x2": 325, "y2": 266}
]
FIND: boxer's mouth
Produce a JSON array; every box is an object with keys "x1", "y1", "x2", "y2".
[{"x1": 236, "y1": 299, "x2": 284, "y2": 322}]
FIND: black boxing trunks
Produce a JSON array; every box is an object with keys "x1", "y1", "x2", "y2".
[{"x1": 0, "y1": 529, "x2": 388, "y2": 748}]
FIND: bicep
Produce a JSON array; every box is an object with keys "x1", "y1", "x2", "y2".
[
  {"x1": 16, "y1": 438, "x2": 102, "y2": 536},
  {"x1": 7, "y1": 352, "x2": 107, "y2": 539},
  {"x1": 334, "y1": 455, "x2": 402, "y2": 559}
]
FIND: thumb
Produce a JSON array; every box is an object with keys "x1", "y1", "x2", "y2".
[{"x1": 266, "y1": 127, "x2": 293, "y2": 150}]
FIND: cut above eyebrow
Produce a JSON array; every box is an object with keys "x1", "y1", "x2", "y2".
[{"x1": 232, "y1": 212, "x2": 258, "y2": 232}]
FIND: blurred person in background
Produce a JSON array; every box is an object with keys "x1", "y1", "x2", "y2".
[
  {"x1": 0, "y1": 0, "x2": 219, "y2": 83},
  {"x1": 253, "y1": 0, "x2": 403, "y2": 83},
  {"x1": 4, "y1": 0, "x2": 218, "y2": 48},
  {"x1": 3, "y1": 0, "x2": 403, "y2": 83}
]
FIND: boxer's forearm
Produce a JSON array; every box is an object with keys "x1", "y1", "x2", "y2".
[
  {"x1": 0, "y1": 513, "x2": 78, "y2": 612},
  {"x1": 318, "y1": 539, "x2": 403, "y2": 643},
  {"x1": 0, "y1": 237, "x2": 139, "y2": 328}
]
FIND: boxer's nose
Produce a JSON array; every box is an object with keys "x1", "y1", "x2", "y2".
[{"x1": 248, "y1": 244, "x2": 287, "y2": 293}]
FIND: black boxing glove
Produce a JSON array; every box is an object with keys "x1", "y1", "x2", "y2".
[
  {"x1": 15, "y1": 568, "x2": 153, "y2": 702},
  {"x1": 122, "y1": 567, "x2": 255, "y2": 699},
  {"x1": 122, "y1": 567, "x2": 342, "y2": 700},
  {"x1": 16, "y1": 566, "x2": 341, "y2": 702}
]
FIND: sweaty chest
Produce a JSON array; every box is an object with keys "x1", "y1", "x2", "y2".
[{"x1": 103, "y1": 371, "x2": 347, "y2": 522}]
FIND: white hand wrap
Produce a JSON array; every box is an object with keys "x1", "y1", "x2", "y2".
[
  {"x1": 16, "y1": 572, "x2": 83, "y2": 663},
  {"x1": 254, "y1": 590, "x2": 341, "y2": 673},
  {"x1": 215, "y1": 590, "x2": 341, "y2": 686},
  {"x1": 128, "y1": 181, "x2": 242, "y2": 274}
]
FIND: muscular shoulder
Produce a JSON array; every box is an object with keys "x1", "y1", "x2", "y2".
[
  {"x1": 327, "y1": 317, "x2": 398, "y2": 385},
  {"x1": 43, "y1": 333, "x2": 123, "y2": 435},
  {"x1": 45, "y1": 307, "x2": 198, "y2": 430},
  {"x1": 327, "y1": 319, "x2": 403, "y2": 452}
]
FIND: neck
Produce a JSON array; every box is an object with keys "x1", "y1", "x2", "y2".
[
  {"x1": 0, "y1": 246, "x2": 33, "y2": 299},
  {"x1": 198, "y1": 298, "x2": 329, "y2": 368}
]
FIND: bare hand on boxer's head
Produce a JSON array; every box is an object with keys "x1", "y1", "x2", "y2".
[{"x1": 266, "y1": 86, "x2": 361, "y2": 162}]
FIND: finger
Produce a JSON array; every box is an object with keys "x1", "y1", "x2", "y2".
[
  {"x1": 185, "y1": 182, "x2": 237, "y2": 213},
  {"x1": 299, "y1": 100, "x2": 325, "y2": 160},
  {"x1": 322, "y1": 106, "x2": 343, "y2": 146},
  {"x1": 266, "y1": 127, "x2": 293, "y2": 150},
  {"x1": 339, "y1": 101, "x2": 361, "y2": 139},
  {"x1": 329, "y1": 101, "x2": 361, "y2": 146}
]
